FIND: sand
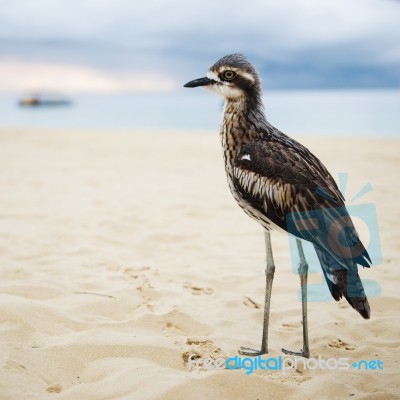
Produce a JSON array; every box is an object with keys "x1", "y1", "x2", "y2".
[{"x1": 0, "y1": 128, "x2": 399, "y2": 399}]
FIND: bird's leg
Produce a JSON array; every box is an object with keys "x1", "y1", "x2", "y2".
[
  {"x1": 239, "y1": 230, "x2": 275, "y2": 356},
  {"x1": 282, "y1": 238, "x2": 310, "y2": 358}
]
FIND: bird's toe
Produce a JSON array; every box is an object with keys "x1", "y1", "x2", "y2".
[
  {"x1": 238, "y1": 346, "x2": 266, "y2": 357},
  {"x1": 282, "y1": 348, "x2": 310, "y2": 358}
]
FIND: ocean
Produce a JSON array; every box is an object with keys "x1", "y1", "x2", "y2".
[{"x1": 0, "y1": 89, "x2": 399, "y2": 136}]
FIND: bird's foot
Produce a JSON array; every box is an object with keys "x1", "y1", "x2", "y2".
[
  {"x1": 238, "y1": 346, "x2": 267, "y2": 357},
  {"x1": 282, "y1": 348, "x2": 310, "y2": 358}
]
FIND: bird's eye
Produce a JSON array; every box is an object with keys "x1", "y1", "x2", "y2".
[{"x1": 223, "y1": 70, "x2": 237, "y2": 80}]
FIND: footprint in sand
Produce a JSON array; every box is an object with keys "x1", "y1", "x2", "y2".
[
  {"x1": 281, "y1": 321, "x2": 302, "y2": 329},
  {"x1": 124, "y1": 266, "x2": 155, "y2": 311},
  {"x1": 328, "y1": 338, "x2": 356, "y2": 350},
  {"x1": 243, "y1": 296, "x2": 261, "y2": 309},
  {"x1": 183, "y1": 282, "x2": 214, "y2": 295},
  {"x1": 123, "y1": 266, "x2": 151, "y2": 279},
  {"x1": 182, "y1": 338, "x2": 225, "y2": 370},
  {"x1": 46, "y1": 384, "x2": 62, "y2": 393}
]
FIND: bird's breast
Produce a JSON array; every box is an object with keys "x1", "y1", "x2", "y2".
[{"x1": 220, "y1": 106, "x2": 284, "y2": 230}]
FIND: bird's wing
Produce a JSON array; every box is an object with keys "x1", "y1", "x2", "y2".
[
  {"x1": 232, "y1": 138, "x2": 371, "y2": 269},
  {"x1": 267, "y1": 128, "x2": 344, "y2": 202}
]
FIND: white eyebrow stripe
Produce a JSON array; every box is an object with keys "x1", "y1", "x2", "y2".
[
  {"x1": 208, "y1": 69, "x2": 255, "y2": 84},
  {"x1": 240, "y1": 71, "x2": 255, "y2": 83}
]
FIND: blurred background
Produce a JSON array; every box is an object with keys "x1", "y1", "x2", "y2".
[{"x1": 0, "y1": 0, "x2": 399, "y2": 135}]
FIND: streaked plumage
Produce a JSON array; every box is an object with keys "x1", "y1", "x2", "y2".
[{"x1": 184, "y1": 54, "x2": 370, "y2": 356}]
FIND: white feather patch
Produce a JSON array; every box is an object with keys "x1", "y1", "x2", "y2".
[
  {"x1": 207, "y1": 71, "x2": 220, "y2": 82},
  {"x1": 206, "y1": 70, "x2": 243, "y2": 99},
  {"x1": 326, "y1": 272, "x2": 335, "y2": 283},
  {"x1": 206, "y1": 83, "x2": 243, "y2": 98}
]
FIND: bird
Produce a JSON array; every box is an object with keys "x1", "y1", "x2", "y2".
[{"x1": 184, "y1": 54, "x2": 371, "y2": 358}]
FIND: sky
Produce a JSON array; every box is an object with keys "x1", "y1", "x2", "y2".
[{"x1": 0, "y1": 0, "x2": 399, "y2": 93}]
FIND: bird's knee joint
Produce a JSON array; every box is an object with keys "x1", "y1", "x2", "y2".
[
  {"x1": 298, "y1": 262, "x2": 308, "y2": 275},
  {"x1": 265, "y1": 264, "x2": 275, "y2": 277}
]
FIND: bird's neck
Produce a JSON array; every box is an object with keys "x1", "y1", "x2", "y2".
[{"x1": 220, "y1": 95, "x2": 267, "y2": 170}]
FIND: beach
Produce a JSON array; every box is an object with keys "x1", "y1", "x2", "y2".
[{"x1": 0, "y1": 128, "x2": 399, "y2": 399}]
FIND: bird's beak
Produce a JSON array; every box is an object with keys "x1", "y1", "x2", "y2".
[{"x1": 183, "y1": 77, "x2": 214, "y2": 88}]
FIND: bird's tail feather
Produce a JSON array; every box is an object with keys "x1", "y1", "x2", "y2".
[{"x1": 314, "y1": 245, "x2": 371, "y2": 319}]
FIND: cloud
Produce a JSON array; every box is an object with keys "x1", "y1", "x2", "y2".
[
  {"x1": 0, "y1": 0, "x2": 399, "y2": 90},
  {"x1": 0, "y1": 59, "x2": 176, "y2": 93}
]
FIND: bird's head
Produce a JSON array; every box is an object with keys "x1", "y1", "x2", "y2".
[{"x1": 184, "y1": 53, "x2": 262, "y2": 101}]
